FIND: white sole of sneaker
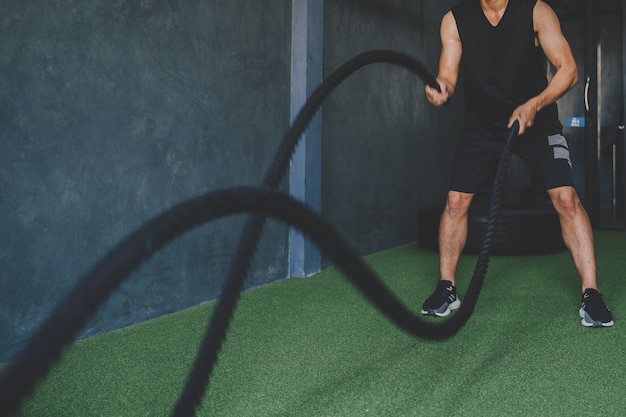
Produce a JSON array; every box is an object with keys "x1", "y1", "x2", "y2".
[
  {"x1": 579, "y1": 308, "x2": 614, "y2": 327},
  {"x1": 421, "y1": 298, "x2": 461, "y2": 317}
]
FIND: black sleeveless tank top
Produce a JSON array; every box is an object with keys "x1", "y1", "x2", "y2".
[{"x1": 451, "y1": 0, "x2": 562, "y2": 134}]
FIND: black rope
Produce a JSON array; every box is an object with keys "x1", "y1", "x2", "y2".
[
  {"x1": 459, "y1": 122, "x2": 519, "y2": 319},
  {"x1": 0, "y1": 181, "x2": 507, "y2": 415},
  {"x1": 0, "y1": 50, "x2": 518, "y2": 416}
]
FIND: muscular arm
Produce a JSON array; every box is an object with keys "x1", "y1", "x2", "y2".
[
  {"x1": 509, "y1": 0, "x2": 578, "y2": 134},
  {"x1": 425, "y1": 11, "x2": 462, "y2": 107}
]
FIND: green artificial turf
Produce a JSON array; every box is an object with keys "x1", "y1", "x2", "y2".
[{"x1": 6, "y1": 231, "x2": 626, "y2": 416}]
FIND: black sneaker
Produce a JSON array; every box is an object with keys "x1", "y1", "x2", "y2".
[
  {"x1": 421, "y1": 280, "x2": 461, "y2": 317},
  {"x1": 579, "y1": 288, "x2": 614, "y2": 327}
]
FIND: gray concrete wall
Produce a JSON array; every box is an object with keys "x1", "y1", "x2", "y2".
[
  {"x1": 0, "y1": 0, "x2": 292, "y2": 362},
  {"x1": 0, "y1": 0, "x2": 462, "y2": 362},
  {"x1": 321, "y1": 0, "x2": 462, "y2": 260}
]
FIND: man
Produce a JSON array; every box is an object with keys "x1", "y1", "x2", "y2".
[{"x1": 421, "y1": 0, "x2": 613, "y2": 327}]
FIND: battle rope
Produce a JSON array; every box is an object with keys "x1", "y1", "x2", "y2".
[{"x1": 0, "y1": 50, "x2": 518, "y2": 416}]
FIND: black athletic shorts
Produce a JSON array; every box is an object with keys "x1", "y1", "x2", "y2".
[{"x1": 450, "y1": 128, "x2": 574, "y2": 193}]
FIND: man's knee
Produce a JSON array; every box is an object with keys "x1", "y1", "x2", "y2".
[
  {"x1": 548, "y1": 186, "x2": 582, "y2": 218},
  {"x1": 443, "y1": 191, "x2": 474, "y2": 217}
]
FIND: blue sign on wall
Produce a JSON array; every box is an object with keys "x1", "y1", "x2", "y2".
[{"x1": 565, "y1": 116, "x2": 585, "y2": 128}]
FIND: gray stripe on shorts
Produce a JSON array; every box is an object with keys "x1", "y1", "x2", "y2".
[{"x1": 548, "y1": 134, "x2": 572, "y2": 168}]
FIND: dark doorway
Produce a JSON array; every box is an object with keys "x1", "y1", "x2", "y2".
[{"x1": 550, "y1": 0, "x2": 625, "y2": 229}]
